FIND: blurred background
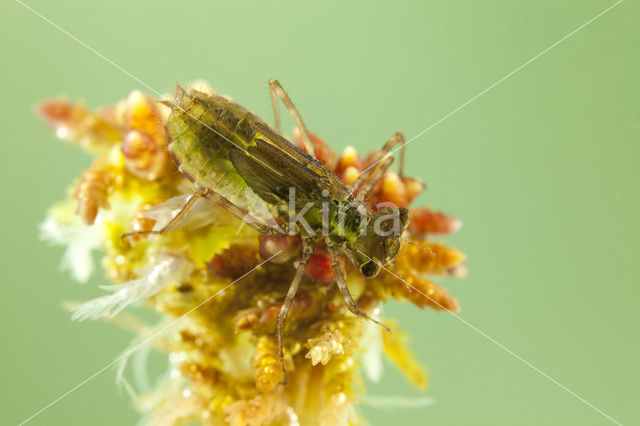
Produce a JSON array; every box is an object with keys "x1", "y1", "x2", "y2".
[{"x1": 1, "y1": 0, "x2": 638, "y2": 424}]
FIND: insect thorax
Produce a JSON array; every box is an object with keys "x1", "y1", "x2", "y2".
[{"x1": 279, "y1": 198, "x2": 367, "y2": 243}]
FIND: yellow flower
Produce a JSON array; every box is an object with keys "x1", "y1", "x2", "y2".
[{"x1": 39, "y1": 83, "x2": 465, "y2": 425}]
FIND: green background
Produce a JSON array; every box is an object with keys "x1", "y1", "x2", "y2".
[{"x1": 1, "y1": 0, "x2": 638, "y2": 424}]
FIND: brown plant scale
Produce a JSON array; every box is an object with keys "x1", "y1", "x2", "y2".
[{"x1": 39, "y1": 82, "x2": 465, "y2": 426}]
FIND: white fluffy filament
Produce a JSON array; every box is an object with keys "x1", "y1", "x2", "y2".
[{"x1": 72, "y1": 254, "x2": 192, "y2": 321}]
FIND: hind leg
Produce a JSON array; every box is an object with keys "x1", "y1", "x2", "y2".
[
  {"x1": 268, "y1": 79, "x2": 316, "y2": 157},
  {"x1": 121, "y1": 188, "x2": 207, "y2": 238}
]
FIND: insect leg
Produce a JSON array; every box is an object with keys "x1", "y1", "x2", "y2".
[
  {"x1": 203, "y1": 190, "x2": 282, "y2": 235},
  {"x1": 121, "y1": 188, "x2": 207, "y2": 238},
  {"x1": 268, "y1": 79, "x2": 316, "y2": 157},
  {"x1": 276, "y1": 237, "x2": 314, "y2": 384},
  {"x1": 349, "y1": 132, "x2": 405, "y2": 192},
  {"x1": 355, "y1": 156, "x2": 393, "y2": 200},
  {"x1": 327, "y1": 246, "x2": 391, "y2": 333},
  {"x1": 269, "y1": 82, "x2": 282, "y2": 134}
]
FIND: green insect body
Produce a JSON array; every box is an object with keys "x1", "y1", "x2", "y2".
[
  {"x1": 156, "y1": 82, "x2": 410, "y2": 382},
  {"x1": 165, "y1": 85, "x2": 408, "y2": 277}
]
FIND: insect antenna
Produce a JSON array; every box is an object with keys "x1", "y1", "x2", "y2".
[
  {"x1": 401, "y1": 238, "x2": 437, "y2": 257},
  {"x1": 384, "y1": 260, "x2": 412, "y2": 293}
]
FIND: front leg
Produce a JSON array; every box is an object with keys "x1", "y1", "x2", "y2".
[
  {"x1": 327, "y1": 245, "x2": 391, "y2": 332},
  {"x1": 276, "y1": 237, "x2": 314, "y2": 384}
]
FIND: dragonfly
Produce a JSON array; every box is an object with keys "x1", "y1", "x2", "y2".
[{"x1": 124, "y1": 79, "x2": 411, "y2": 381}]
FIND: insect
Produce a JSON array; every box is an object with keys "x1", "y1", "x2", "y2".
[{"x1": 124, "y1": 79, "x2": 411, "y2": 382}]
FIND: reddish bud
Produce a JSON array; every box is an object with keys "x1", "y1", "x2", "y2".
[
  {"x1": 402, "y1": 177, "x2": 426, "y2": 204},
  {"x1": 409, "y1": 207, "x2": 462, "y2": 235},
  {"x1": 36, "y1": 100, "x2": 120, "y2": 147},
  {"x1": 208, "y1": 243, "x2": 260, "y2": 278},
  {"x1": 305, "y1": 252, "x2": 335, "y2": 284},
  {"x1": 37, "y1": 100, "x2": 74, "y2": 124},
  {"x1": 258, "y1": 235, "x2": 301, "y2": 264},
  {"x1": 378, "y1": 172, "x2": 408, "y2": 207},
  {"x1": 259, "y1": 291, "x2": 312, "y2": 325}
]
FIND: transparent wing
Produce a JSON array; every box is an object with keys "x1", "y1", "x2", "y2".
[{"x1": 166, "y1": 87, "x2": 342, "y2": 233}]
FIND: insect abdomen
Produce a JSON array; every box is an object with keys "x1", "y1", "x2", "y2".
[{"x1": 167, "y1": 87, "x2": 266, "y2": 191}]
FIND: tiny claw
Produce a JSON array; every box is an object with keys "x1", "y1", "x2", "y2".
[
  {"x1": 370, "y1": 316, "x2": 391, "y2": 333},
  {"x1": 277, "y1": 346, "x2": 288, "y2": 385},
  {"x1": 280, "y1": 372, "x2": 288, "y2": 385},
  {"x1": 353, "y1": 307, "x2": 391, "y2": 333}
]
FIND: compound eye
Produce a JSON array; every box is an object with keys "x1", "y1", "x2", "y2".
[{"x1": 360, "y1": 260, "x2": 380, "y2": 278}]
